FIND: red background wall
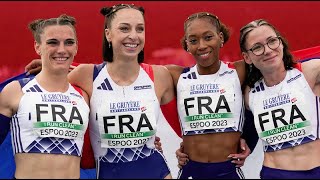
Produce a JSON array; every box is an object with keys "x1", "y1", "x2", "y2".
[{"x1": 1, "y1": 1, "x2": 320, "y2": 81}]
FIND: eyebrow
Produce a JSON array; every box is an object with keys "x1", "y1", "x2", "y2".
[
  {"x1": 187, "y1": 31, "x2": 213, "y2": 38},
  {"x1": 118, "y1": 22, "x2": 144, "y2": 26},
  {"x1": 46, "y1": 38, "x2": 75, "y2": 42}
]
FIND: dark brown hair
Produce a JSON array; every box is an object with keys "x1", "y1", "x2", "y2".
[
  {"x1": 28, "y1": 14, "x2": 77, "y2": 44},
  {"x1": 100, "y1": 4, "x2": 145, "y2": 62},
  {"x1": 239, "y1": 19, "x2": 296, "y2": 87},
  {"x1": 180, "y1": 12, "x2": 230, "y2": 51}
]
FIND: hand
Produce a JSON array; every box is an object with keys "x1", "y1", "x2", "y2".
[
  {"x1": 176, "y1": 142, "x2": 189, "y2": 169},
  {"x1": 154, "y1": 136, "x2": 163, "y2": 153},
  {"x1": 228, "y1": 138, "x2": 251, "y2": 167},
  {"x1": 25, "y1": 59, "x2": 42, "y2": 75}
]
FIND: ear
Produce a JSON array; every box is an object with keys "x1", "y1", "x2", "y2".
[
  {"x1": 105, "y1": 28, "x2": 111, "y2": 42},
  {"x1": 219, "y1": 32, "x2": 224, "y2": 45},
  {"x1": 34, "y1": 41, "x2": 41, "y2": 56},
  {"x1": 242, "y1": 51, "x2": 252, "y2": 64},
  {"x1": 185, "y1": 39, "x2": 191, "y2": 54}
]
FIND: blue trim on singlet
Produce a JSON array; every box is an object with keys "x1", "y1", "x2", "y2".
[
  {"x1": 93, "y1": 62, "x2": 106, "y2": 81},
  {"x1": 299, "y1": 57, "x2": 320, "y2": 63},
  {"x1": 182, "y1": 67, "x2": 191, "y2": 74},
  {"x1": 181, "y1": 67, "x2": 198, "y2": 80},
  {"x1": 0, "y1": 73, "x2": 35, "y2": 92}
]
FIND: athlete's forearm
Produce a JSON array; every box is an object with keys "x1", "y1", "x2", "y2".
[{"x1": 241, "y1": 109, "x2": 259, "y2": 152}]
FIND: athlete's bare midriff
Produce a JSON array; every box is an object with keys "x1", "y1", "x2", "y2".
[
  {"x1": 264, "y1": 139, "x2": 320, "y2": 170},
  {"x1": 14, "y1": 153, "x2": 81, "y2": 179},
  {"x1": 183, "y1": 132, "x2": 241, "y2": 163}
]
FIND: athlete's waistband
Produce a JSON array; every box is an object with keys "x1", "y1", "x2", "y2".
[{"x1": 98, "y1": 145, "x2": 155, "y2": 163}]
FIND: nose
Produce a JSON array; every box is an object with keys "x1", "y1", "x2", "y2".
[
  {"x1": 128, "y1": 30, "x2": 138, "y2": 41},
  {"x1": 198, "y1": 39, "x2": 207, "y2": 50},
  {"x1": 57, "y1": 43, "x2": 66, "y2": 54},
  {"x1": 263, "y1": 44, "x2": 273, "y2": 55}
]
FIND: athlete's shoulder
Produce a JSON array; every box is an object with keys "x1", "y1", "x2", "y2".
[{"x1": 1, "y1": 80, "x2": 22, "y2": 95}]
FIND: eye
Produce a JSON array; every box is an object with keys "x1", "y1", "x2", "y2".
[
  {"x1": 188, "y1": 39, "x2": 198, "y2": 45},
  {"x1": 136, "y1": 26, "x2": 144, "y2": 33},
  {"x1": 251, "y1": 44, "x2": 263, "y2": 51},
  {"x1": 268, "y1": 37, "x2": 278, "y2": 45},
  {"x1": 65, "y1": 39, "x2": 75, "y2": 46},
  {"x1": 46, "y1": 40, "x2": 58, "y2": 46},
  {"x1": 119, "y1": 26, "x2": 129, "y2": 32},
  {"x1": 204, "y1": 35, "x2": 213, "y2": 41}
]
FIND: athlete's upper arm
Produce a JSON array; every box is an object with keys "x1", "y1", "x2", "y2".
[
  {"x1": 164, "y1": 64, "x2": 184, "y2": 88},
  {"x1": 233, "y1": 60, "x2": 246, "y2": 86},
  {"x1": 301, "y1": 59, "x2": 320, "y2": 95},
  {"x1": 153, "y1": 65, "x2": 175, "y2": 105},
  {"x1": 244, "y1": 86, "x2": 251, "y2": 111},
  {"x1": 68, "y1": 64, "x2": 94, "y2": 97},
  {"x1": 0, "y1": 81, "x2": 22, "y2": 117}
]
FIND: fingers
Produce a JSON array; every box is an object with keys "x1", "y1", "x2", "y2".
[
  {"x1": 175, "y1": 143, "x2": 189, "y2": 168},
  {"x1": 25, "y1": 59, "x2": 42, "y2": 75},
  {"x1": 155, "y1": 136, "x2": 161, "y2": 142},
  {"x1": 228, "y1": 154, "x2": 245, "y2": 167},
  {"x1": 178, "y1": 157, "x2": 189, "y2": 167},
  {"x1": 175, "y1": 148, "x2": 188, "y2": 158},
  {"x1": 27, "y1": 66, "x2": 42, "y2": 76},
  {"x1": 227, "y1": 138, "x2": 251, "y2": 167},
  {"x1": 154, "y1": 136, "x2": 163, "y2": 153},
  {"x1": 240, "y1": 139, "x2": 251, "y2": 156}
]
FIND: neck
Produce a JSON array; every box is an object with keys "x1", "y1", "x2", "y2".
[
  {"x1": 197, "y1": 60, "x2": 221, "y2": 75},
  {"x1": 262, "y1": 66, "x2": 287, "y2": 87},
  {"x1": 107, "y1": 59, "x2": 140, "y2": 86},
  {"x1": 36, "y1": 69, "x2": 69, "y2": 92}
]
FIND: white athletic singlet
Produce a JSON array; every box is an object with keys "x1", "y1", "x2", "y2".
[
  {"x1": 11, "y1": 77, "x2": 89, "y2": 157},
  {"x1": 248, "y1": 65, "x2": 319, "y2": 152},
  {"x1": 90, "y1": 63, "x2": 160, "y2": 163},
  {"x1": 177, "y1": 62, "x2": 244, "y2": 136}
]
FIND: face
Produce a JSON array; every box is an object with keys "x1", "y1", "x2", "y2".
[
  {"x1": 35, "y1": 25, "x2": 77, "y2": 73},
  {"x1": 185, "y1": 18, "x2": 223, "y2": 69},
  {"x1": 106, "y1": 8, "x2": 145, "y2": 61},
  {"x1": 242, "y1": 25, "x2": 284, "y2": 74}
]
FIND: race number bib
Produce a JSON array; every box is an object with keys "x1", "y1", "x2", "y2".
[
  {"x1": 97, "y1": 99, "x2": 157, "y2": 148},
  {"x1": 255, "y1": 92, "x2": 312, "y2": 145},
  {"x1": 180, "y1": 83, "x2": 236, "y2": 131},
  {"x1": 31, "y1": 94, "x2": 85, "y2": 139}
]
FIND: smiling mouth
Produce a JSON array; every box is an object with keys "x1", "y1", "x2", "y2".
[
  {"x1": 198, "y1": 51, "x2": 211, "y2": 58},
  {"x1": 124, "y1": 43, "x2": 138, "y2": 48},
  {"x1": 263, "y1": 55, "x2": 277, "y2": 62},
  {"x1": 53, "y1": 57, "x2": 68, "y2": 61}
]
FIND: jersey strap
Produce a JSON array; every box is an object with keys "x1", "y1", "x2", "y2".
[
  {"x1": 140, "y1": 63, "x2": 154, "y2": 82},
  {"x1": 293, "y1": 62, "x2": 302, "y2": 72},
  {"x1": 71, "y1": 84, "x2": 83, "y2": 96}
]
